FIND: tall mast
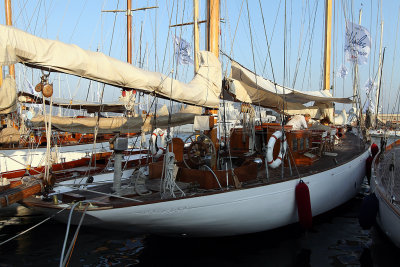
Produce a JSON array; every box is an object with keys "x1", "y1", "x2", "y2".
[
  {"x1": 205, "y1": 0, "x2": 219, "y2": 170},
  {"x1": 102, "y1": 3, "x2": 157, "y2": 101},
  {"x1": 4, "y1": 0, "x2": 15, "y2": 80},
  {"x1": 193, "y1": 0, "x2": 200, "y2": 73},
  {"x1": 127, "y1": 0, "x2": 132, "y2": 64},
  {"x1": 206, "y1": 0, "x2": 219, "y2": 59},
  {"x1": 323, "y1": 0, "x2": 332, "y2": 91},
  {"x1": 102, "y1": 3, "x2": 158, "y2": 64}
]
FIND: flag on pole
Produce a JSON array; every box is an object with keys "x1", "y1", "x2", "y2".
[
  {"x1": 364, "y1": 78, "x2": 376, "y2": 114},
  {"x1": 174, "y1": 36, "x2": 194, "y2": 65},
  {"x1": 364, "y1": 78, "x2": 375, "y2": 95},
  {"x1": 337, "y1": 64, "x2": 348, "y2": 78},
  {"x1": 344, "y1": 22, "x2": 371, "y2": 65}
]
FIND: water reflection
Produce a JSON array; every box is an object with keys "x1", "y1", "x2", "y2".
[{"x1": 0, "y1": 197, "x2": 399, "y2": 266}]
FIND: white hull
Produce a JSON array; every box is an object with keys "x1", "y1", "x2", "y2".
[
  {"x1": 371, "y1": 139, "x2": 400, "y2": 248},
  {"x1": 375, "y1": 188, "x2": 400, "y2": 248},
  {"x1": 0, "y1": 142, "x2": 110, "y2": 173},
  {"x1": 45, "y1": 150, "x2": 368, "y2": 237}
]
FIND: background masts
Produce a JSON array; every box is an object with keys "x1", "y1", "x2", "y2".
[{"x1": 102, "y1": 3, "x2": 158, "y2": 64}]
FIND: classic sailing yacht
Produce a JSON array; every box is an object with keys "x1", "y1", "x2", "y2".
[{"x1": 0, "y1": 0, "x2": 369, "y2": 237}]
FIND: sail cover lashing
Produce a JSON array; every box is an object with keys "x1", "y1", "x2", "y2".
[
  {"x1": 0, "y1": 25, "x2": 222, "y2": 108},
  {"x1": 30, "y1": 105, "x2": 202, "y2": 134},
  {"x1": 228, "y1": 60, "x2": 352, "y2": 116}
]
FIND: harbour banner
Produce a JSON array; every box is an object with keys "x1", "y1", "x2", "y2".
[
  {"x1": 174, "y1": 36, "x2": 194, "y2": 65},
  {"x1": 337, "y1": 64, "x2": 348, "y2": 79},
  {"x1": 344, "y1": 22, "x2": 371, "y2": 65}
]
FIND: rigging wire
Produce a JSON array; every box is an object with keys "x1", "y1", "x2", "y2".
[
  {"x1": 281, "y1": 0, "x2": 288, "y2": 179},
  {"x1": 386, "y1": 7, "x2": 400, "y2": 117},
  {"x1": 300, "y1": 0, "x2": 319, "y2": 91},
  {"x1": 67, "y1": 0, "x2": 89, "y2": 43},
  {"x1": 245, "y1": 0, "x2": 259, "y2": 156},
  {"x1": 84, "y1": 0, "x2": 121, "y2": 179},
  {"x1": 0, "y1": 204, "x2": 71, "y2": 247},
  {"x1": 56, "y1": 0, "x2": 71, "y2": 40},
  {"x1": 161, "y1": 0, "x2": 176, "y2": 74},
  {"x1": 291, "y1": 0, "x2": 307, "y2": 89},
  {"x1": 222, "y1": 0, "x2": 244, "y2": 78},
  {"x1": 261, "y1": 0, "x2": 282, "y2": 77},
  {"x1": 257, "y1": 0, "x2": 282, "y2": 123}
]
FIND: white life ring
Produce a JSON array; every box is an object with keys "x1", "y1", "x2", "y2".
[
  {"x1": 150, "y1": 128, "x2": 165, "y2": 157},
  {"x1": 266, "y1": 130, "x2": 288, "y2": 169}
]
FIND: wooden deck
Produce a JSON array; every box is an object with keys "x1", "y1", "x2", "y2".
[{"x1": 22, "y1": 131, "x2": 368, "y2": 210}]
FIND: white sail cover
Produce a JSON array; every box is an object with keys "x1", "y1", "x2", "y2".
[
  {"x1": 0, "y1": 75, "x2": 17, "y2": 114},
  {"x1": 0, "y1": 25, "x2": 222, "y2": 108},
  {"x1": 18, "y1": 91, "x2": 129, "y2": 113},
  {"x1": 229, "y1": 61, "x2": 352, "y2": 115},
  {"x1": 30, "y1": 106, "x2": 202, "y2": 134}
]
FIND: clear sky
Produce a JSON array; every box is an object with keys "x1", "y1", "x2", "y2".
[{"x1": 1, "y1": 0, "x2": 399, "y2": 114}]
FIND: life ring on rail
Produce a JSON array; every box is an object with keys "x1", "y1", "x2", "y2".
[
  {"x1": 150, "y1": 128, "x2": 165, "y2": 158},
  {"x1": 266, "y1": 130, "x2": 288, "y2": 169}
]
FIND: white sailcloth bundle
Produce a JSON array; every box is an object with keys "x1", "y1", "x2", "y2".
[
  {"x1": 0, "y1": 25, "x2": 222, "y2": 108},
  {"x1": 30, "y1": 105, "x2": 203, "y2": 134},
  {"x1": 228, "y1": 60, "x2": 353, "y2": 119},
  {"x1": 0, "y1": 75, "x2": 17, "y2": 114}
]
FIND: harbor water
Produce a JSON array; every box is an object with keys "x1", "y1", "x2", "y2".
[{"x1": 0, "y1": 185, "x2": 399, "y2": 266}]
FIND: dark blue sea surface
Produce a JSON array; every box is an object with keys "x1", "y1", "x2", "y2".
[{"x1": 0, "y1": 188, "x2": 399, "y2": 267}]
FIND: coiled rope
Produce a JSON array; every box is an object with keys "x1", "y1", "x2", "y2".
[{"x1": 161, "y1": 151, "x2": 184, "y2": 199}]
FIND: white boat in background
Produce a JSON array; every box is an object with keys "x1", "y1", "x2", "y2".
[
  {"x1": 0, "y1": 141, "x2": 110, "y2": 173},
  {"x1": 369, "y1": 129, "x2": 400, "y2": 139},
  {"x1": 371, "y1": 139, "x2": 400, "y2": 248}
]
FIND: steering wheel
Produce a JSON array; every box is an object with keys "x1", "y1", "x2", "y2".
[{"x1": 183, "y1": 133, "x2": 216, "y2": 169}]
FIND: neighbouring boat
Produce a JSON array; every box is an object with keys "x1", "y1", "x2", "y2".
[
  {"x1": 369, "y1": 129, "x2": 400, "y2": 139},
  {"x1": 370, "y1": 139, "x2": 400, "y2": 248},
  {"x1": 0, "y1": 0, "x2": 370, "y2": 238}
]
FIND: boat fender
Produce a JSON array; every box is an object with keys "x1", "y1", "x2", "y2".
[
  {"x1": 266, "y1": 130, "x2": 287, "y2": 169},
  {"x1": 150, "y1": 128, "x2": 165, "y2": 158},
  {"x1": 371, "y1": 143, "x2": 379, "y2": 158},
  {"x1": 359, "y1": 193, "x2": 379, "y2": 230},
  {"x1": 295, "y1": 180, "x2": 312, "y2": 229}
]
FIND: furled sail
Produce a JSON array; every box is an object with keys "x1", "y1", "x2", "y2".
[
  {"x1": 18, "y1": 92, "x2": 129, "y2": 113},
  {"x1": 0, "y1": 25, "x2": 221, "y2": 108},
  {"x1": 30, "y1": 106, "x2": 202, "y2": 134},
  {"x1": 0, "y1": 75, "x2": 17, "y2": 114},
  {"x1": 228, "y1": 60, "x2": 352, "y2": 117}
]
